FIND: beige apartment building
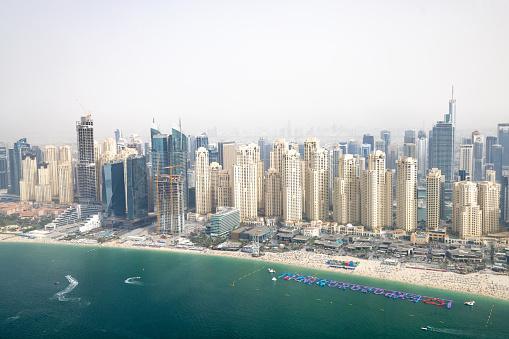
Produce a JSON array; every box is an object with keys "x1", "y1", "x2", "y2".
[
  {"x1": 396, "y1": 157, "x2": 417, "y2": 232},
  {"x1": 426, "y1": 168, "x2": 441, "y2": 231}
]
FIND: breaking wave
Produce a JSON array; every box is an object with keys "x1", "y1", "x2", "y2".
[{"x1": 125, "y1": 277, "x2": 143, "y2": 285}]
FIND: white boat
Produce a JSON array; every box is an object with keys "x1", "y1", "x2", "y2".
[
  {"x1": 421, "y1": 326, "x2": 433, "y2": 331},
  {"x1": 272, "y1": 277, "x2": 277, "y2": 281},
  {"x1": 268, "y1": 268, "x2": 275, "y2": 273},
  {"x1": 464, "y1": 301, "x2": 475, "y2": 306}
]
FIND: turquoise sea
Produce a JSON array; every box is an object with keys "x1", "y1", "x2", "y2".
[{"x1": 1, "y1": 242, "x2": 508, "y2": 338}]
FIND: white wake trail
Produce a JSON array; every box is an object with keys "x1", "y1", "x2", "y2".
[
  {"x1": 52, "y1": 275, "x2": 80, "y2": 301},
  {"x1": 125, "y1": 277, "x2": 143, "y2": 285}
]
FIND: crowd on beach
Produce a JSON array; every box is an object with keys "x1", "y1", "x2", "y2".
[{"x1": 2, "y1": 234, "x2": 509, "y2": 301}]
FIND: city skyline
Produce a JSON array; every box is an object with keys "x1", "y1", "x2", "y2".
[{"x1": 1, "y1": 1, "x2": 509, "y2": 142}]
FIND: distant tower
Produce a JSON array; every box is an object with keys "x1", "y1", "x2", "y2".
[
  {"x1": 76, "y1": 115, "x2": 97, "y2": 202},
  {"x1": 43, "y1": 146, "x2": 59, "y2": 197},
  {"x1": 459, "y1": 144, "x2": 474, "y2": 180},
  {"x1": 9, "y1": 138, "x2": 30, "y2": 195},
  {"x1": 380, "y1": 130, "x2": 391, "y2": 155},
  {"x1": 498, "y1": 123, "x2": 509, "y2": 167},
  {"x1": 417, "y1": 131, "x2": 427, "y2": 181}
]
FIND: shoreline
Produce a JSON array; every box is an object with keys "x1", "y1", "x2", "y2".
[{"x1": 2, "y1": 235, "x2": 509, "y2": 302}]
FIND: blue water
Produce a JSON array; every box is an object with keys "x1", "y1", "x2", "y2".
[{"x1": 1, "y1": 242, "x2": 508, "y2": 338}]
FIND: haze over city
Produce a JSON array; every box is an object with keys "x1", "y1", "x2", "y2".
[{"x1": 1, "y1": 0, "x2": 509, "y2": 143}]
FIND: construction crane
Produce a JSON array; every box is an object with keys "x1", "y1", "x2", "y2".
[
  {"x1": 76, "y1": 100, "x2": 91, "y2": 117},
  {"x1": 155, "y1": 158, "x2": 184, "y2": 238}
]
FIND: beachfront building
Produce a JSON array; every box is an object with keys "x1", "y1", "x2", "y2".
[
  {"x1": 478, "y1": 180, "x2": 500, "y2": 235},
  {"x1": 396, "y1": 157, "x2": 418, "y2": 232},
  {"x1": 308, "y1": 148, "x2": 329, "y2": 221},
  {"x1": 283, "y1": 149, "x2": 302, "y2": 222},
  {"x1": 452, "y1": 181, "x2": 482, "y2": 238},
  {"x1": 195, "y1": 147, "x2": 211, "y2": 214},
  {"x1": 157, "y1": 174, "x2": 185, "y2": 236},
  {"x1": 35, "y1": 162, "x2": 52, "y2": 203},
  {"x1": 43, "y1": 145, "x2": 59, "y2": 197},
  {"x1": 209, "y1": 162, "x2": 221, "y2": 212},
  {"x1": 268, "y1": 139, "x2": 288, "y2": 216},
  {"x1": 19, "y1": 153, "x2": 37, "y2": 202},
  {"x1": 265, "y1": 168, "x2": 282, "y2": 218},
  {"x1": 207, "y1": 207, "x2": 240, "y2": 237},
  {"x1": 76, "y1": 114, "x2": 97, "y2": 203},
  {"x1": 360, "y1": 150, "x2": 393, "y2": 230},
  {"x1": 58, "y1": 162, "x2": 74, "y2": 205},
  {"x1": 333, "y1": 154, "x2": 361, "y2": 224},
  {"x1": 426, "y1": 168, "x2": 441, "y2": 231},
  {"x1": 303, "y1": 137, "x2": 319, "y2": 218},
  {"x1": 217, "y1": 170, "x2": 232, "y2": 208},
  {"x1": 234, "y1": 144, "x2": 259, "y2": 221}
]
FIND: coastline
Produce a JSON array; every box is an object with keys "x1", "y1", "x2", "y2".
[{"x1": 2, "y1": 234, "x2": 509, "y2": 302}]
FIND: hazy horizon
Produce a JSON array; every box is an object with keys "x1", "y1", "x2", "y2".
[{"x1": 1, "y1": 0, "x2": 508, "y2": 144}]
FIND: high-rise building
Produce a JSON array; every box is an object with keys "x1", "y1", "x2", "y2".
[
  {"x1": 35, "y1": 162, "x2": 51, "y2": 203},
  {"x1": 234, "y1": 144, "x2": 259, "y2": 221},
  {"x1": 195, "y1": 147, "x2": 211, "y2": 214},
  {"x1": 403, "y1": 143, "x2": 416, "y2": 158},
  {"x1": 114, "y1": 129, "x2": 122, "y2": 144},
  {"x1": 347, "y1": 140, "x2": 359, "y2": 155},
  {"x1": 478, "y1": 181, "x2": 500, "y2": 235},
  {"x1": 452, "y1": 181, "x2": 481, "y2": 238},
  {"x1": 498, "y1": 123, "x2": 509, "y2": 167},
  {"x1": 9, "y1": 138, "x2": 30, "y2": 195},
  {"x1": 417, "y1": 131, "x2": 427, "y2": 181},
  {"x1": 472, "y1": 134, "x2": 484, "y2": 181},
  {"x1": 304, "y1": 137, "x2": 319, "y2": 218},
  {"x1": 375, "y1": 140, "x2": 385, "y2": 152},
  {"x1": 429, "y1": 121, "x2": 454, "y2": 193},
  {"x1": 485, "y1": 136, "x2": 497, "y2": 164},
  {"x1": 196, "y1": 133, "x2": 209, "y2": 150},
  {"x1": 426, "y1": 168, "x2": 441, "y2": 231},
  {"x1": 491, "y1": 144, "x2": 504, "y2": 182},
  {"x1": 396, "y1": 157, "x2": 417, "y2": 232},
  {"x1": 102, "y1": 160, "x2": 126, "y2": 217},
  {"x1": 265, "y1": 168, "x2": 282, "y2": 218},
  {"x1": 459, "y1": 144, "x2": 474, "y2": 180},
  {"x1": 19, "y1": 153, "x2": 37, "y2": 202},
  {"x1": 387, "y1": 144, "x2": 398, "y2": 171},
  {"x1": 502, "y1": 174, "x2": 509, "y2": 225},
  {"x1": 308, "y1": 148, "x2": 329, "y2": 221},
  {"x1": 43, "y1": 146, "x2": 59, "y2": 197},
  {"x1": 217, "y1": 170, "x2": 232, "y2": 208},
  {"x1": 59, "y1": 145, "x2": 72, "y2": 163},
  {"x1": 362, "y1": 134, "x2": 375, "y2": 152},
  {"x1": 360, "y1": 150, "x2": 393, "y2": 230},
  {"x1": 58, "y1": 162, "x2": 74, "y2": 205},
  {"x1": 125, "y1": 155, "x2": 148, "y2": 220},
  {"x1": 329, "y1": 144, "x2": 343, "y2": 207},
  {"x1": 218, "y1": 141, "x2": 235, "y2": 169},
  {"x1": 171, "y1": 127, "x2": 188, "y2": 211},
  {"x1": 258, "y1": 138, "x2": 272, "y2": 172},
  {"x1": 283, "y1": 149, "x2": 302, "y2": 221},
  {"x1": 209, "y1": 162, "x2": 222, "y2": 212},
  {"x1": 0, "y1": 146, "x2": 7, "y2": 189},
  {"x1": 333, "y1": 154, "x2": 361, "y2": 224},
  {"x1": 157, "y1": 174, "x2": 185, "y2": 235},
  {"x1": 268, "y1": 139, "x2": 288, "y2": 216},
  {"x1": 76, "y1": 115, "x2": 97, "y2": 202},
  {"x1": 380, "y1": 130, "x2": 391, "y2": 155},
  {"x1": 402, "y1": 131, "x2": 414, "y2": 145}
]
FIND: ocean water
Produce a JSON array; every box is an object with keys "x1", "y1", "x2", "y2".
[{"x1": 1, "y1": 242, "x2": 508, "y2": 338}]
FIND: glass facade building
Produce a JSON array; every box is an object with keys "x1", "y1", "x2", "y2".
[
  {"x1": 171, "y1": 127, "x2": 188, "y2": 211},
  {"x1": 206, "y1": 207, "x2": 240, "y2": 237},
  {"x1": 9, "y1": 138, "x2": 30, "y2": 195},
  {"x1": 102, "y1": 161, "x2": 126, "y2": 217},
  {"x1": 429, "y1": 121, "x2": 454, "y2": 197},
  {"x1": 498, "y1": 123, "x2": 509, "y2": 167},
  {"x1": 0, "y1": 146, "x2": 7, "y2": 189},
  {"x1": 126, "y1": 155, "x2": 148, "y2": 220}
]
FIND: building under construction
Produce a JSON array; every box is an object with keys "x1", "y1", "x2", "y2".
[{"x1": 156, "y1": 174, "x2": 185, "y2": 236}]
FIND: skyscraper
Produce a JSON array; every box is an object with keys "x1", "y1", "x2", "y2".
[
  {"x1": 380, "y1": 130, "x2": 391, "y2": 156},
  {"x1": 498, "y1": 123, "x2": 509, "y2": 167},
  {"x1": 502, "y1": 174, "x2": 509, "y2": 225},
  {"x1": 360, "y1": 151, "x2": 393, "y2": 230},
  {"x1": 0, "y1": 146, "x2": 7, "y2": 189},
  {"x1": 19, "y1": 153, "x2": 37, "y2": 202},
  {"x1": 403, "y1": 143, "x2": 416, "y2": 158},
  {"x1": 304, "y1": 137, "x2": 319, "y2": 218},
  {"x1": 234, "y1": 144, "x2": 259, "y2": 221},
  {"x1": 171, "y1": 126, "x2": 188, "y2": 211},
  {"x1": 209, "y1": 162, "x2": 221, "y2": 213},
  {"x1": 125, "y1": 155, "x2": 148, "y2": 220},
  {"x1": 102, "y1": 160, "x2": 126, "y2": 217},
  {"x1": 478, "y1": 180, "x2": 500, "y2": 235},
  {"x1": 426, "y1": 168, "x2": 441, "y2": 231},
  {"x1": 485, "y1": 136, "x2": 497, "y2": 164},
  {"x1": 333, "y1": 154, "x2": 361, "y2": 224},
  {"x1": 387, "y1": 144, "x2": 398, "y2": 171},
  {"x1": 308, "y1": 148, "x2": 329, "y2": 221},
  {"x1": 396, "y1": 157, "x2": 418, "y2": 232},
  {"x1": 35, "y1": 162, "x2": 51, "y2": 203},
  {"x1": 404, "y1": 130, "x2": 416, "y2": 144},
  {"x1": 268, "y1": 139, "x2": 288, "y2": 216},
  {"x1": 492, "y1": 144, "x2": 504, "y2": 182},
  {"x1": 472, "y1": 134, "x2": 484, "y2": 181},
  {"x1": 417, "y1": 131, "x2": 427, "y2": 181},
  {"x1": 76, "y1": 115, "x2": 97, "y2": 202},
  {"x1": 459, "y1": 144, "x2": 474, "y2": 180},
  {"x1": 196, "y1": 133, "x2": 209, "y2": 150},
  {"x1": 9, "y1": 138, "x2": 30, "y2": 195},
  {"x1": 43, "y1": 146, "x2": 59, "y2": 197},
  {"x1": 283, "y1": 149, "x2": 302, "y2": 221},
  {"x1": 265, "y1": 168, "x2": 282, "y2": 218},
  {"x1": 452, "y1": 181, "x2": 481, "y2": 238},
  {"x1": 429, "y1": 121, "x2": 454, "y2": 193},
  {"x1": 157, "y1": 174, "x2": 185, "y2": 235},
  {"x1": 362, "y1": 134, "x2": 375, "y2": 152},
  {"x1": 195, "y1": 147, "x2": 211, "y2": 214}
]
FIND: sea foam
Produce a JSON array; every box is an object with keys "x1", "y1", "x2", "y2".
[{"x1": 52, "y1": 275, "x2": 80, "y2": 302}]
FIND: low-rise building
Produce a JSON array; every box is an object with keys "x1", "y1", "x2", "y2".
[{"x1": 207, "y1": 207, "x2": 240, "y2": 237}]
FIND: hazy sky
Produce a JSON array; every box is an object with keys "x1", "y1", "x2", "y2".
[{"x1": 1, "y1": 0, "x2": 508, "y2": 143}]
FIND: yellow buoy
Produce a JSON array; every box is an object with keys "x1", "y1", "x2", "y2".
[
  {"x1": 316, "y1": 299, "x2": 321, "y2": 301},
  {"x1": 409, "y1": 315, "x2": 414, "y2": 317},
  {"x1": 380, "y1": 309, "x2": 384, "y2": 311}
]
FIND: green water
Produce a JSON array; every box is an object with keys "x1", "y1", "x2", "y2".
[{"x1": 0, "y1": 242, "x2": 508, "y2": 338}]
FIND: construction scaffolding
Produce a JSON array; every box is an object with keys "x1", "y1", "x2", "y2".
[{"x1": 156, "y1": 174, "x2": 185, "y2": 236}]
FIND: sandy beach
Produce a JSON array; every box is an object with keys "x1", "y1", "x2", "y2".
[{"x1": 2, "y1": 234, "x2": 509, "y2": 302}]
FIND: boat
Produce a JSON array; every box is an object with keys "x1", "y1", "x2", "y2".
[
  {"x1": 421, "y1": 326, "x2": 434, "y2": 331},
  {"x1": 272, "y1": 277, "x2": 277, "y2": 281},
  {"x1": 135, "y1": 277, "x2": 141, "y2": 279},
  {"x1": 268, "y1": 268, "x2": 275, "y2": 273},
  {"x1": 53, "y1": 282, "x2": 59, "y2": 285},
  {"x1": 464, "y1": 301, "x2": 475, "y2": 306}
]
